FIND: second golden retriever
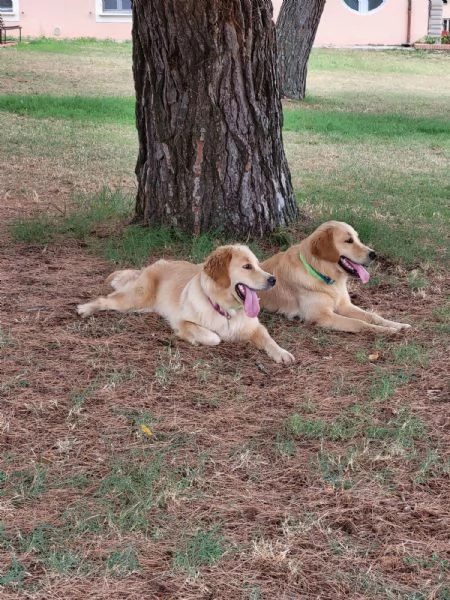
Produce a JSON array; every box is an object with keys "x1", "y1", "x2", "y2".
[
  {"x1": 77, "y1": 245, "x2": 295, "y2": 364},
  {"x1": 259, "y1": 221, "x2": 411, "y2": 334}
]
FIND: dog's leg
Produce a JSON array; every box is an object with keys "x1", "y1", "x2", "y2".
[
  {"x1": 314, "y1": 309, "x2": 400, "y2": 333},
  {"x1": 337, "y1": 303, "x2": 411, "y2": 331},
  {"x1": 176, "y1": 321, "x2": 222, "y2": 346},
  {"x1": 247, "y1": 325, "x2": 295, "y2": 364},
  {"x1": 78, "y1": 268, "x2": 158, "y2": 318},
  {"x1": 77, "y1": 290, "x2": 145, "y2": 317},
  {"x1": 106, "y1": 269, "x2": 140, "y2": 291}
]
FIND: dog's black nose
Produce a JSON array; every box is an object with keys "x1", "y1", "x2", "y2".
[
  {"x1": 368, "y1": 251, "x2": 376, "y2": 261},
  {"x1": 268, "y1": 276, "x2": 276, "y2": 287}
]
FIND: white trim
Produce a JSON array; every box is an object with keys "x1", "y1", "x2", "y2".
[
  {"x1": 0, "y1": 0, "x2": 19, "y2": 20},
  {"x1": 95, "y1": 0, "x2": 132, "y2": 24},
  {"x1": 341, "y1": 0, "x2": 387, "y2": 16}
]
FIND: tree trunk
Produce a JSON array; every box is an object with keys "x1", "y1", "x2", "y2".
[
  {"x1": 132, "y1": 0, "x2": 299, "y2": 238},
  {"x1": 277, "y1": 0, "x2": 326, "y2": 100}
]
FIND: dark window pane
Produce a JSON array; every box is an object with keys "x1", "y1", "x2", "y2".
[
  {"x1": 0, "y1": 0, "x2": 13, "y2": 10},
  {"x1": 103, "y1": 0, "x2": 118, "y2": 11},
  {"x1": 344, "y1": 0, "x2": 359, "y2": 11},
  {"x1": 368, "y1": 0, "x2": 383, "y2": 10},
  {"x1": 121, "y1": 0, "x2": 132, "y2": 10}
]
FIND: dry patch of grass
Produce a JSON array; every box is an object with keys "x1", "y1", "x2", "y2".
[{"x1": 3, "y1": 41, "x2": 132, "y2": 96}]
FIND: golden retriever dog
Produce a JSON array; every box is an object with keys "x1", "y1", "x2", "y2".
[
  {"x1": 259, "y1": 221, "x2": 411, "y2": 334},
  {"x1": 77, "y1": 245, "x2": 295, "y2": 364}
]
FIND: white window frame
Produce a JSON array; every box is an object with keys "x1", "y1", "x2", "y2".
[
  {"x1": 0, "y1": 0, "x2": 19, "y2": 20},
  {"x1": 95, "y1": 0, "x2": 132, "y2": 24},
  {"x1": 341, "y1": 0, "x2": 387, "y2": 16}
]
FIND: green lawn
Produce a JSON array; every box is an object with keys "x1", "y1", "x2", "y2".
[{"x1": 1, "y1": 40, "x2": 448, "y2": 267}]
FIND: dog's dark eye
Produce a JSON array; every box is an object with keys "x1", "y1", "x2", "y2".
[
  {"x1": 242, "y1": 263, "x2": 252, "y2": 270},
  {"x1": 345, "y1": 238, "x2": 354, "y2": 244}
]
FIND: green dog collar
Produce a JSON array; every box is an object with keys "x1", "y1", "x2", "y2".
[{"x1": 299, "y1": 253, "x2": 335, "y2": 285}]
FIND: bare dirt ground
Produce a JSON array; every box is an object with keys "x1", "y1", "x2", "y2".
[{"x1": 1, "y1": 187, "x2": 449, "y2": 599}]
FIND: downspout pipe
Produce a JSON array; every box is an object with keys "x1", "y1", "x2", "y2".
[{"x1": 406, "y1": 0, "x2": 412, "y2": 45}]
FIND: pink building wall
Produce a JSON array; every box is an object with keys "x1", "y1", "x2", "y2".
[
  {"x1": 4, "y1": 0, "x2": 132, "y2": 41},
  {"x1": 444, "y1": 2, "x2": 450, "y2": 23},
  {"x1": 2, "y1": 0, "x2": 435, "y2": 45},
  {"x1": 272, "y1": 0, "x2": 430, "y2": 46}
]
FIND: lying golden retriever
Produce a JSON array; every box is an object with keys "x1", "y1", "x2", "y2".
[
  {"x1": 77, "y1": 245, "x2": 295, "y2": 364},
  {"x1": 259, "y1": 221, "x2": 411, "y2": 334}
]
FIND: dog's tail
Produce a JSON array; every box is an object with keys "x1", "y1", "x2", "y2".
[{"x1": 106, "y1": 269, "x2": 141, "y2": 291}]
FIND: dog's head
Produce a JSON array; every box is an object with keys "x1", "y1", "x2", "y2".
[
  {"x1": 310, "y1": 221, "x2": 376, "y2": 283},
  {"x1": 204, "y1": 245, "x2": 276, "y2": 317}
]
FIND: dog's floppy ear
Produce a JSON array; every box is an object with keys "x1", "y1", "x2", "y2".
[
  {"x1": 311, "y1": 227, "x2": 340, "y2": 262},
  {"x1": 204, "y1": 247, "x2": 232, "y2": 288}
]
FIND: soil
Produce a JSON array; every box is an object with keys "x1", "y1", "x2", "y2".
[{"x1": 0, "y1": 189, "x2": 449, "y2": 600}]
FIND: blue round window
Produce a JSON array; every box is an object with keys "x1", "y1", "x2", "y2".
[{"x1": 342, "y1": 0, "x2": 385, "y2": 14}]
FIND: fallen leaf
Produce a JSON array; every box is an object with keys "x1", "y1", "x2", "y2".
[{"x1": 139, "y1": 424, "x2": 153, "y2": 437}]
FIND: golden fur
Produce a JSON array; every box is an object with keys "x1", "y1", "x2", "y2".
[
  {"x1": 77, "y1": 244, "x2": 295, "y2": 364},
  {"x1": 259, "y1": 221, "x2": 411, "y2": 334}
]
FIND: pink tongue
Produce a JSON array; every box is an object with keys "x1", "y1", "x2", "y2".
[
  {"x1": 348, "y1": 259, "x2": 370, "y2": 284},
  {"x1": 243, "y1": 287, "x2": 260, "y2": 318}
]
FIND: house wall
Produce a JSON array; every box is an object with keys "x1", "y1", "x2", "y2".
[
  {"x1": 272, "y1": 0, "x2": 430, "y2": 46},
  {"x1": 443, "y1": 2, "x2": 450, "y2": 20},
  {"x1": 3, "y1": 0, "x2": 132, "y2": 41},
  {"x1": 2, "y1": 0, "x2": 438, "y2": 44}
]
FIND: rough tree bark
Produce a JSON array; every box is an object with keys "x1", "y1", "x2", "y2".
[
  {"x1": 132, "y1": 0, "x2": 299, "y2": 238},
  {"x1": 277, "y1": 0, "x2": 326, "y2": 100}
]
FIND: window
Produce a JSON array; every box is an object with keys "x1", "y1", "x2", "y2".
[
  {"x1": 342, "y1": 0, "x2": 385, "y2": 14},
  {"x1": 0, "y1": 0, "x2": 13, "y2": 13},
  {"x1": 0, "y1": 0, "x2": 19, "y2": 19},
  {"x1": 444, "y1": 19, "x2": 450, "y2": 31},
  {"x1": 95, "y1": 0, "x2": 132, "y2": 22},
  {"x1": 102, "y1": 0, "x2": 131, "y2": 12}
]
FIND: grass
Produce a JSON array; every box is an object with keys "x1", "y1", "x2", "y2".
[
  {"x1": 283, "y1": 53, "x2": 449, "y2": 267},
  {"x1": 415, "y1": 450, "x2": 450, "y2": 484},
  {"x1": 283, "y1": 109, "x2": 450, "y2": 140},
  {"x1": 0, "y1": 95, "x2": 134, "y2": 124},
  {"x1": 317, "y1": 448, "x2": 357, "y2": 490},
  {"x1": 390, "y1": 341, "x2": 429, "y2": 367},
  {"x1": 172, "y1": 527, "x2": 226, "y2": 577},
  {"x1": 0, "y1": 446, "x2": 209, "y2": 585},
  {"x1": 2, "y1": 43, "x2": 449, "y2": 268},
  {"x1": 0, "y1": 326, "x2": 15, "y2": 348},
  {"x1": 282, "y1": 405, "x2": 425, "y2": 448},
  {"x1": 103, "y1": 225, "x2": 184, "y2": 266},
  {"x1": 18, "y1": 37, "x2": 132, "y2": 54},
  {"x1": 106, "y1": 545, "x2": 140, "y2": 577},
  {"x1": 96, "y1": 456, "x2": 168, "y2": 532},
  {"x1": 154, "y1": 348, "x2": 184, "y2": 388},
  {"x1": 10, "y1": 187, "x2": 133, "y2": 244},
  {"x1": 9, "y1": 185, "x2": 223, "y2": 266},
  {"x1": 0, "y1": 558, "x2": 26, "y2": 587},
  {"x1": 1, "y1": 466, "x2": 47, "y2": 504},
  {"x1": 0, "y1": 523, "x2": 139, "y2": 580}
]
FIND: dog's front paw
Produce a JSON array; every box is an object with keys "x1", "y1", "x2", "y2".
[
  {"x1": 394, "y1": 322, "x2": 412, "y2": 330},
  {"x1": 273, "y1": 348, "x2": 295, "y2": 364},
  {"x1": 386, "y1": 326, "x2": 408, "y2": 335},
  {"x1": 372, "y1": 324, "x2": 401, "y2": 335},
  {"x1": 383, "y1": 319, "x2": 412, "y2": 331},
  {"x1": 77, "y1": 303, "x2": 94, "y2": 318}
]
